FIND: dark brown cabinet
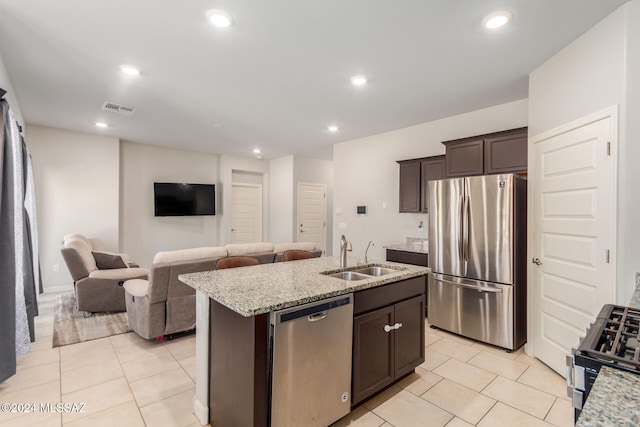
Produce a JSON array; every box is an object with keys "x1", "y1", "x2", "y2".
[
  {"x1": 398, "y1": 155, "x2": 445, "y2": 213},
  {"x1": 398, "y1": 160, "x2": 421, "y2": 212},
  {"x1": 385, "y1": 249, "x2": 428, "y2": 267},
  {"x1": 352, "y1": 277, "x2": 425, "y2": 405},
  {"x1": 420, "y1": 155, "x2": 445, "y2": 212},
  {"x1": 484, "y1": 128, "x2": 528, "y2": 174},
  {"x1": 442, "y1": 127, "x2": 528, "y2": 178},
  {"x1": 444, "y1": 138, "x2": 485, "y2": 177}
]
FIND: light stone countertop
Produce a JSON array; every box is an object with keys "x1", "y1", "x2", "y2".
[
  {"x1": 179, "y1": 256, "x2": 429, "y2": 317},
  {"x1": 576, "y1": 285, "x2": 640, "y2": 427}
]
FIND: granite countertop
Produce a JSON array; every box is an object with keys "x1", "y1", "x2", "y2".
[
  {"x1": 179, "y1": 256, "x2": 430, "y2": 317},
  {"x1": 576, "y1": 366, "x2": 640, "y2": 426},
  {"x1": 384, "y1": 243, "x2": 428, "y2": 254},
  {"x1": 576, "y1": 285, "x2": 640, "y2": 427}
]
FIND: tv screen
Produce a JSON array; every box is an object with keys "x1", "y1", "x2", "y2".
[{"x1": 154, "y1": 183, "x2": 215, "y2": 216}]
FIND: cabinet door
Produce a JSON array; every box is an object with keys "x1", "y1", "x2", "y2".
[
  {"x1": 398, "y1": 160, "x2": 421, "y2": 212},
  {"x1": 420, "y1": 156, "x2": 445, "y2": 212},
  {"x1": 394, "y1": 295, "x2": 425, "y2": 378},
  {"x1": 484, "y1": 129, "x2": 528, "y2": 174},
  {"x1": 352, "y1": 306, "x2": 394, "y2": 405},
  {"x1": 444, "y1": 139, "x2": 484, "y2": 177}
]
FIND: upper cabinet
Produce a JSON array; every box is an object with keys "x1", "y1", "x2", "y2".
[
  {"x1": 484, "y1": 128, "x2": 528, "y2": 174},
  {"x1": 398, "y1": 160, "x2": 421, "y2": 212},
  {"x1": 442, "y1": 127, "x2": 528, "y2": 177},
  {"x1": 398, "y1": 155, "x2": 445, "y2": 213},
  {"x1": 397, "y1": 127, "x2": 527, "y2": 213},
  {"x1": 443, "y1": 138, "x2": 484, "y2": 177},
  {"x1": 420, "y1": 156, "x2": 445, "y2": 212}
]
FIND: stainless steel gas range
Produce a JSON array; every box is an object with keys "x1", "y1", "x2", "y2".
[{"x1": 566, "y1": 304, "x2": 640, "y2": 422}]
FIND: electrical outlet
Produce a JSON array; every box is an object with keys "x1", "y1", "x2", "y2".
[{"x1": 52, "y1": 264, "x2": 60, "y2": 272}]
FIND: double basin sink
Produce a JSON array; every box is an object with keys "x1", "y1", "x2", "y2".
[{"x1": 321, "y1": 264, "x2": 406, "y2": 281}]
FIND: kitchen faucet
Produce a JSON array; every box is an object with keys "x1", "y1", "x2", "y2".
[
  {"x1": 340, "y1": 235, "x2": 352, "y2": 268},
  {"x1": 365, "y1": 241, "x2": 374, "y2": 263}
]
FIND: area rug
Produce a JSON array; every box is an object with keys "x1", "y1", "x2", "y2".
[{"x1": 52, "y1": 293, "x2": 131, "y2": 347}]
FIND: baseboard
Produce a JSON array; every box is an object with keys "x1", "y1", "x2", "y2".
[
  {"x1": 44, "y1": 285, "x2": 74, "y2": 294},
  {"x1": 192, "y1": 395, "x2": 209, "y2": 426}
]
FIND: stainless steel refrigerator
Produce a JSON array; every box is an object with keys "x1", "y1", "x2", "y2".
[{"x1": 428, "y1": 174, "x2": 527, "y2": 350}]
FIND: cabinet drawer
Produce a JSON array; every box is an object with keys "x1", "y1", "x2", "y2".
[{"x1": 354, "y1": 276, "x2": 426, "y2": 315}]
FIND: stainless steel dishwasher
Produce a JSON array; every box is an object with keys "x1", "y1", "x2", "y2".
[{"x1": 270, "y1": 293, "x2": 353, "y2": 427}]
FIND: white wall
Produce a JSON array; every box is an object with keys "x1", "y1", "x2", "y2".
[
  {"x1": 528, "y1": 2, "x2": 639, "y2": 304},
  {"x1": 625, "y1": 0, "x2": 640, "y2": 301},
  {"x1": 0, "y1": 51, "x2": 24, "y2": 129},
  {"x1": 293, "y1": 157, "x2": 334, "y2": 255},
  {"x1": 27, "y1": 125, "x2": 120, "y2": 292},
  {"x1": 269, "y1": 156, "x2": 294, "y2": 243},
  {"x1": 120, "y1": 142, "x2": 219, "y2": 268},
  {"x1": 219, "y1": 155, "x2": 269, "y2": 244},
  {"x1": 333, "y1": 99, "x2": 528, "y2": 262}
]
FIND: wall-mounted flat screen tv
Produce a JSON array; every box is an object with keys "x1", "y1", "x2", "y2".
[{"x1": 154, "y1": 183, "x2": 215, "y2": 216}]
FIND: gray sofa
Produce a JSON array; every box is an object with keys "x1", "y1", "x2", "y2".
[
  {"x1": 61, "y1": 234, "x2": 150, "y2": 313},
  {"x1": 123, "y1": 242, "x2": 321, "y2": 339}
]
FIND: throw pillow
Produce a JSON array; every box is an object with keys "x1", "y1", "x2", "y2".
[{"x1": 92, "y1": 251, "x2": 128, "y2": 269}]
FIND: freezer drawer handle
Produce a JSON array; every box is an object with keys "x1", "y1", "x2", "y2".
[
  {"x1": 383, "y1": 323, "x2": 403, "y2": 332},
  {"x1": 455, "y1": 282, "x2": 503, "y2": 293},
  {"x1": 307, "y1": 311, "x2": 328, "y2": 322}
]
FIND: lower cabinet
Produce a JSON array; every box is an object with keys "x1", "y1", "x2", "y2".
[{"x1": 352, "y1": 277, "x2": 426, "y2": 405}]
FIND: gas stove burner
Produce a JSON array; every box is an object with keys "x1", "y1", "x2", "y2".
[{"x1": 579, "y1": 304, "x2": 640, "y2": 370}]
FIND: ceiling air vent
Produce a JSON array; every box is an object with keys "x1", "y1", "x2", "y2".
[{"x1": 101, "y1": 102, "x2": 136, "y2": 116}]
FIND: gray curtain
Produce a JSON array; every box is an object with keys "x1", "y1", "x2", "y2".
[{"x1": 1, "y1": 96, "x2": 40, "y2": 383}]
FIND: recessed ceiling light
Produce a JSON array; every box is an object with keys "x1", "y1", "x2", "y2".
[
  {"x1": 327, "y1": 125, "x2": 339, "y2": 132},
  {"x1": 350, "y1": 75, "x2": 368, "y2": 86},
  {"x1": 120, "y1": 65, "x2": 140, "y2": 76},
  {"x1": 212, "y1": 123, "x2": 224, "y2": 128},
  {"x1": 482, "y1": 11, "x2": 512, "y2": 29},
  {"x1": 95, "y1": 122, "x2": 108, "y2": 128},
  {"x1": 253, "y1": 148, "x2": 261, "y2": 154},
  {"x1": 206, "y1": 9, "x2": 234, "y2": 28}
]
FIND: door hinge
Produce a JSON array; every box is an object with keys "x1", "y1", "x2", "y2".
[
  {"x1": 607, "y1": 142, "x2": 611, "y2": 156},
  {"x1": 606, "y1": 250, "x2": 610, "y2": 263}
]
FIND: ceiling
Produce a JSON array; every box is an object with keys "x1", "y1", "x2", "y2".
[{"x1": 0, "y1": 0, "x2": 629, "y2": 160}]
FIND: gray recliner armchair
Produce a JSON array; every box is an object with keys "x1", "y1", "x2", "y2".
[{"x1": 61, "y1": 234, "x2": 149, "y2": 313}]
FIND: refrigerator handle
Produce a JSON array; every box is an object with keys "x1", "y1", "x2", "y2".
[
  {"x1": 459, "y1": 193, "x2": 465, "y2": 263},
  {"x1": 462, "y1": 181, "x2": 470, "y2": 267}
]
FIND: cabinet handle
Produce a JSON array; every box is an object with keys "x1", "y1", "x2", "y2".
[{"x1": 384, "y1": 323, "x2": 403, "y2": 332}]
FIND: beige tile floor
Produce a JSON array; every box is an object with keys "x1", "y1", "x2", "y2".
[{"x1": 0, "y1": 293, "x2": 573, "y2": 427}]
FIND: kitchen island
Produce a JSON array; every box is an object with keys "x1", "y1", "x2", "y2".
[{"x1": 180, "y1": 256, "x2": 429, "y2": 426}]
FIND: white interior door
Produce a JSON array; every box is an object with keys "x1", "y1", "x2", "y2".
[
  {"x1": 231, "y1": 183, "x2": 262, "y2": 244},
  {"x1": 296, "y1": 183, "x2": 326, "y2": 253},
  {"x1": 530, "y1": 109, "x2": 616, "y2": 375}
]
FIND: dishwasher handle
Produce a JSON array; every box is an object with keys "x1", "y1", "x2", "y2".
[{"x1": 308, "y1": 311, "x2": 328, "y2": 322}]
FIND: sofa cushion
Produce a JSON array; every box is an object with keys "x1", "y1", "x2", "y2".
[
  {"x1": 273, "y1": 242, "x2": 317, "y2": 253},
  {"x1": 123, "y1": 279, "x2": 150, "y2": 297},
  {"x1": 153, "y1": 247, "x2": 227, "y2": 264},
  {"x1": 92, "y1": 251, "x2": 128, "y2": 269},
  {"x1": 225, "y1": 242, "x2": 274, "y2": 256}
]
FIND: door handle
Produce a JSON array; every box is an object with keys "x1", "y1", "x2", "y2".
[{"x1": 532, "y1": 257, "x2": 542, "y2": 265}]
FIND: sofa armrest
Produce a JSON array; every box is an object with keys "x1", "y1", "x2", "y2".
[
  {"x1": 123, "y1": 279, "x2": 150, "y2": 297},
  {"x1": 89, "y1": 267, "x2": 149, "y2": 280}
]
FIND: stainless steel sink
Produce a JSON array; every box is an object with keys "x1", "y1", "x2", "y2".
[
  {"x1": 322, "y1": 264, "x2": 406, "y2": 281},
  {"x1": 326, "y1": 271, "x2": 371, "y2": 281},
  {"x1": 351, "y1": 266, "x2": 399, "y2": 276}
]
